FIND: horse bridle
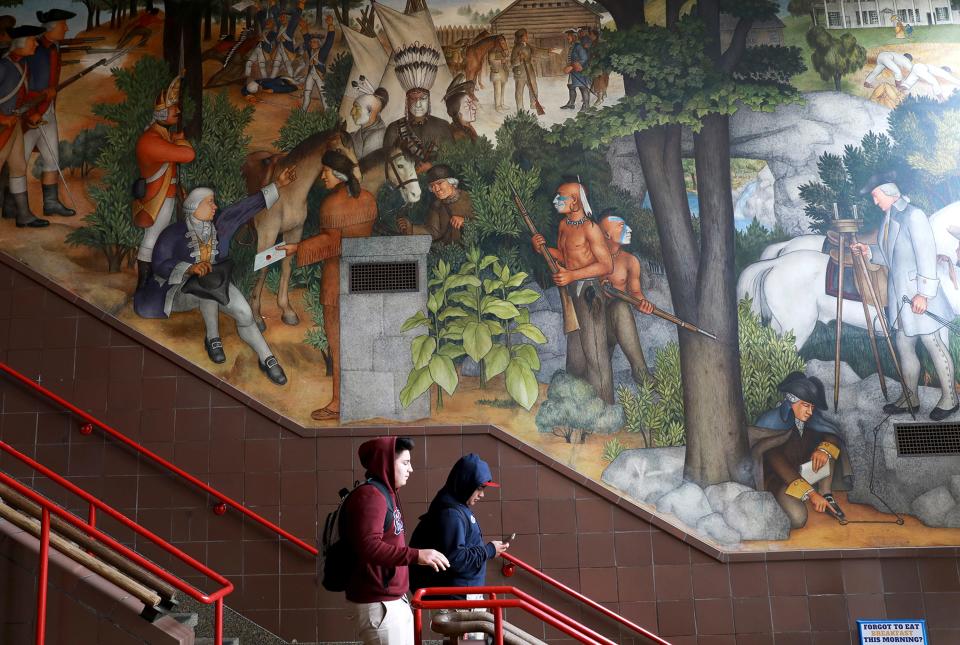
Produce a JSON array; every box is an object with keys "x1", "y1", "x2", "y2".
[{"x1": 386, "y1": 150, "x2": 419, "y2": 191}]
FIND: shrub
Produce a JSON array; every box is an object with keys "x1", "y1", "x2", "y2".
[
  {"x1": 536, "y1": 370, "x2": 624, "y2": 443},
  {"x1": 734, "y1": 219, "x2": 791, "y2": 276},
  {"x1": 322, "y1": 51, "x2": 353, "y2": 112},
  {"x1": 65, "y1": 56, "x2": 171, "y2": 273},
  {"x1": 602, "y1": 438, "x2": 626, "y2": 463},
  {"x1": 181, "y1": 91, "x2": 253, "y2": 205},
  {"x1": 274, "y1": 108, "x2": 341, "y2": 152}
]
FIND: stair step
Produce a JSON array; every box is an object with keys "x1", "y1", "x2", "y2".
[
  {"x1": 195, "y1": 638, "x2": 239, "y2": 645},
  {"x1": 167, "y1": 612, "x2": 199, "y2": 628}
]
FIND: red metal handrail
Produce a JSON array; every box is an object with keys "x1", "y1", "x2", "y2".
[
  {"x1": 0, "y1": 440, "x2": 234, "y2": 645},
  {"x1": 501, "y1": 552, "x2": 671, "y2": 644},
  {"x1": 411, "y1": 585, "x2": 619, "y2": 645},
  {"x1": 0, "y1": 361, "x2": 318, "y2": 556}
]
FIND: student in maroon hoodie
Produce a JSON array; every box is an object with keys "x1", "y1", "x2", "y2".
[{"x1": 341, "y1": 436, "x2": 450, "y2": 644}]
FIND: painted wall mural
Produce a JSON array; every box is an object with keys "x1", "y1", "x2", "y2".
[{"x1": 3, "y1": 0, "x2": 960, "y2": 553}]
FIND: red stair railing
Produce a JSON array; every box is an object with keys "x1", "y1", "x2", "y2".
[
  {"x1": 502, "y1": 552, "x2": 670, "y2": 644},
  {"x1": 0, "y1": 440, "x2": 234, "y2": 645},
  {"x1": 0, "y1": 361, "x2": 318, "y2": 556},
  {"x1": 411, "y1": 585, "x2": 620, "y2": 645}
]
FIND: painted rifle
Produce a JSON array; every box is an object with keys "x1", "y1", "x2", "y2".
[
  {"x1": 602, "y1": 283, "x2": 718, "y2": 340},
  {"x1": 511, "y1": 187, "x2": 579, "y2": 333}
]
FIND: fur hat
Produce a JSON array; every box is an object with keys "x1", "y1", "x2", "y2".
[
  {"x1": 322, "y1": 150, "x2": 360, "y2": 197},
  {"x1": 443, "y1": 72, "x2": 475, "y2": 105},
  {"x1": 778, "y1": 372, "x2": 827, "y2": 410},
  {"x1": 425, "y1": 164, "x2": 455, "y2": 184}
]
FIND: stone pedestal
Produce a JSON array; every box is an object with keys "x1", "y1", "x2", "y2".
[{"x1": 339, "y1": 236, "x2": 432, "y2": 423}]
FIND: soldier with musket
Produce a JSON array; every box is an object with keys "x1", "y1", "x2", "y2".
[
  {"x1": 0, "y1": 24, "x2": 49, "y2": 228},
  {"x1": 23, "y1": 8, "x2": 77, "y2": 218},
  {"x1": 132, "y1": 76, "x2": 196, "y2": 289}
]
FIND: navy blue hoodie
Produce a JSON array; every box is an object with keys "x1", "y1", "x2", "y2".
[{"x1": 409, "y1": 454, "x2": 498, "y2": 597}]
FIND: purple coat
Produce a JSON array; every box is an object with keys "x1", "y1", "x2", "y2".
[{"x1": 134, "y1": 188, "x2": 276, "y2": 319}]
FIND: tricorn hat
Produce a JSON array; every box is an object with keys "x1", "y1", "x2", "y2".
[
  {"x1": 180, "y1": 259, "x2": 234, "y2": 307},
  {"x1": 8, "y1": 25, "x2": 44, "y2": 39},
  {"x1": 778, "y1": 371, "x2": 828, "y2": 410},
  {"x1": 858, "y1": 170, "x2": 899, "y2": 196},
  {"x1": 37, "y1": 9, "x2": 76, "y2": 24},
  {"x1": 425, "y1": 163, "x2": 455, "y2": 184}
]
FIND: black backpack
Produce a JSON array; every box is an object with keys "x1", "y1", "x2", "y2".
[{"x1": 320, "y1": 478, "x2": 395, "y2": 593}]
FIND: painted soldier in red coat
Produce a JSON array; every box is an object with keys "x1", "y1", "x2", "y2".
[{"x1": 132, "y1": 75, "x2": 195, "y2": 289}]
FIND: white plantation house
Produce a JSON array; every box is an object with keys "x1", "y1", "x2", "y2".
[{"x1": 813, "y1": 0, "x2": 956, "y2": 27}]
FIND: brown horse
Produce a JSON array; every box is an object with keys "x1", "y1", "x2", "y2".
[
  {"x1": 242, "y1": 127, "x2": 360, "y2": 329},
  {"x1": 462, "y1": 34, "x2": 508, "y2": 91}
]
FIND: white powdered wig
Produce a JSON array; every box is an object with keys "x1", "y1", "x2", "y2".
[
  {"x1": 184, "y1": 188, "x2": 215, "y2": 215},
  {"x1": 875, "y1": 182, "x2": 901, "y2": 197}
]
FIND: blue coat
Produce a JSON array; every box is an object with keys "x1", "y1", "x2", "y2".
[
  {"x1": 134, "y1": 187, "x2": 277, "y2": 319},
  {"x1": 567, "y1": 41, "x2": 589, "y2": 88},
  {"x1": 409, "y1": 454, "x2": 498, "y2": 597},
  {"x1": 0, "y1": 56, "x2": 26, "y2": 116},
  {"x1": 868, "y1": 197, "x2": 951, "y2": 336}
]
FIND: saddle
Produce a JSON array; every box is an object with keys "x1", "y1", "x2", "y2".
[{"x1": 822, "y1": 229, "x2": 888, "y2": 308}]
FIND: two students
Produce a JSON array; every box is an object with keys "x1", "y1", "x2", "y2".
[{"x1": 339, "y1": 437, "x2": 507, "y2": 645}]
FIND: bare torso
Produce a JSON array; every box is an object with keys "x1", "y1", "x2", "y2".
[
  {"x1": 557, "y1": 220, "x2": 610, "y2": 277},
  {"x1": 606, "y1": 251, "x2": 641, "y2": 293}
]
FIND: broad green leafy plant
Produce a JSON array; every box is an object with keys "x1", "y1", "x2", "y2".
[{"x1": 399, "y1": 249, "x2": 547, "y2": 411}]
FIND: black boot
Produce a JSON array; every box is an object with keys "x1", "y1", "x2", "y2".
[
  {"x1": 560, "y1": 85, "x2": 576, "y2": 109},
  {"x1": 42, "y1": 184, "x2": 75, "y2": 217},
  {"x1": 1, "y1": 189, "x2": 14, "y2": 219},
  {"x1": 13, "y1": 192, "x2": 48, "y2": 228},
  {"x1": 579, "y1": 86, "x2": 591, "y2": 111},
  {"x1": 136, "y1": 260, "x2": 153, "y2": 290}
]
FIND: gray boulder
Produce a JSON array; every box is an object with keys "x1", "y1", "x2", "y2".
[
  {"x1": 705, "y1": 482, "x2": 753, "y2": 516},
  {"x1": 805, "y1": 359, "x2": 860, "y2": 387},
  {"x1": 656, "y1": 482, "x2": 712, "y2": 527},
  {"x1": 696, "y1": 513, "x2": 742, "y2": 546},
  {"x1": 910, "y1": 487, "x2": 957, "y2": 527},
  {"x1": 941, "y1": 504, "x2": 960, "y2": 529},
  {"x1": 951, "y1": 475, "x2": 960, "y2": 503},
  {"x1": 601, "y1": 447, "x2": 685, "y2": 504},
  {"x1": 722, "y1": 491, "x2": 791, "y2": 541}
]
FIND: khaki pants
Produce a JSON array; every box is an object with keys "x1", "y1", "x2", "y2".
[
  {"x1": 355, "y1": 597, "x2": 414, "y2": 645},
  {"x1": 0, "y1": 121, "x2": 28, "y2": 181}
]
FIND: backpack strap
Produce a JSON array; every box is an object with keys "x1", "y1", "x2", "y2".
[{"x1": 364, "y1": 478, "x2": 396, "y2": 534}]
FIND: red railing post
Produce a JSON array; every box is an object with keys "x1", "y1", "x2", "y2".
[
  {"x1": 493, "y1": 606, "x2": 504, "y2": 645},
  {"x1": 215, "y1": 597, "x2": 224, "y2": 645},
  {"x1": 413, "y1": 606, "x2": 423, "y2": 645},
  {"x1": 36, "y1": 508, "x2": 50, "y2": 645}
]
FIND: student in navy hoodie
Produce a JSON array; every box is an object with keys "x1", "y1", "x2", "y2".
[
  {"x1": 341, "y1": 436, "x2": 450, "y2": 645},
  {"x1": 409, "y1": 453, "x2": 510, "y2": 600}
]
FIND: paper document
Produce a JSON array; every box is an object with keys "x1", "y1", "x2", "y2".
[
  {"x1": 800, "y1": 459, "x2": 831, "y2": 486},
  {"x1": 254, "y1": 244, "x2": 287, "y2": 271}
]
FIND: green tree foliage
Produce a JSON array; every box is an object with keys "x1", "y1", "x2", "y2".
[
  {"x1": 66, "y1": 56, "x2": 172, "y2": 273},
  {"x1": 181, "y1": 91, "x2": 253, "y2": 205},
  {"x1": 274, "y1": 108, "x2": 340, "y2": 152},
  {"x1": 536, "y1": 370, "x2": 624, "y2": 443},
  {"x1": 805, "y1": 26, "x2": 867, "y2": 92},
  {"x1": 787, "y1": 0, "x2": 817, "y2": 22},
  {"x1": 302, "y1": 280, "x2": 328, "y2": 355},
  {"x1": 601, "y1": 437, "x2": 626, "y2": 463},
  {"x1": 734, "y1": 220, "x2": 791, "y2": 275},
  {"x1": 738, "y1": 298, "x2": 806, "y2": 421},
  {"x1": 322, "y1": 51, "x2": 353, "y2": 112}
]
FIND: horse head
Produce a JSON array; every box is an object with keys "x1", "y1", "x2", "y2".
[{"x1": 384, "y1": 145, "x2": 421, "y2": 205}]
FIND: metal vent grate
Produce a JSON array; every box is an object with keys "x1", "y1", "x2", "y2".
[
  {"x1": 349, "y1": 262, "x2": 418, "y2": 294},
  {"x1": 895, "y1": 422, "x2": 960, "y2": 456}
]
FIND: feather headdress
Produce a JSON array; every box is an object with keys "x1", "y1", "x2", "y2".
[
  {"x1": 394, "y1": 42, "x2": 442, "y2": 92},
  {"x1": 351, "y1": 75, "x2": 377, "y2": 97}
]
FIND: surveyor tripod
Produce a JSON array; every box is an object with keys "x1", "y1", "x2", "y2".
[{"x1": 831, "y1": 213, "x2": 912, "y2": 416}]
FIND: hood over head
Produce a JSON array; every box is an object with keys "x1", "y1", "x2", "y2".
[
  {"x1": 441, "y1": 453, "x2": 499, "y2": 505},
  {"x1": 358, "y1": 436, "x2": 399, "y2": 490}
]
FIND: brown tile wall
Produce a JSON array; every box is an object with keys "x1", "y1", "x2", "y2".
[{"x1": 2, "y1": 258, "x2": 960, "y2": 644}]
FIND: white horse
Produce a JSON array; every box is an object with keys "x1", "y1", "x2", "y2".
[{"x1": 739, "y1": 202, "x2": 960, "y2": 349}]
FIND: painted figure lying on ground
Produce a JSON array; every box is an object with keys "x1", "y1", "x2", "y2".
[{"x1": 749, "y1": 372, "x2": 852, "y2": 528}]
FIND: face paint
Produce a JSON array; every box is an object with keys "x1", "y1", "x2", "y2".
[
  {"x1": 553, "y1": 194, "x2": 571, "y2": 212},
  {"x1": 410, "y1": 95, "x2": 429, "y2": 118},
  {"x1": 620, "y1": 224, "x2": 633, "y2": 245}
]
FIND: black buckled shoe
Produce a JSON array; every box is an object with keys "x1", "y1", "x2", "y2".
[
  {"x1": 822, "y1": 494, "x2": 846, "y2": 521},
  {"x1": 882, "y1": 401, "x2": 914, "y2": 415},
  {"x1": 259, "y1": 355, "x2": 287, "y2": 385},
  {"x1": 204, "y1": 337, "x2": 226, "y2": 364},
  {"x1": 930, "y1": 403, "x2": 959, "y2": 421}
]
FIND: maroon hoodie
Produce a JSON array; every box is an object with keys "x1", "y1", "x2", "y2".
[{"x1": 341, "y1": 436, "x2": 420, "y2": 603}]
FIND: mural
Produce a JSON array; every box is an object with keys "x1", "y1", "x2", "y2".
[{"x1": 3, "y1": 0, "x2": 960, "y2": 553}]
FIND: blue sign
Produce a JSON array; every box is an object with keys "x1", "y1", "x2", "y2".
[{"x1": 858, "y1": 620, "x2": 927, "y2": 644}]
